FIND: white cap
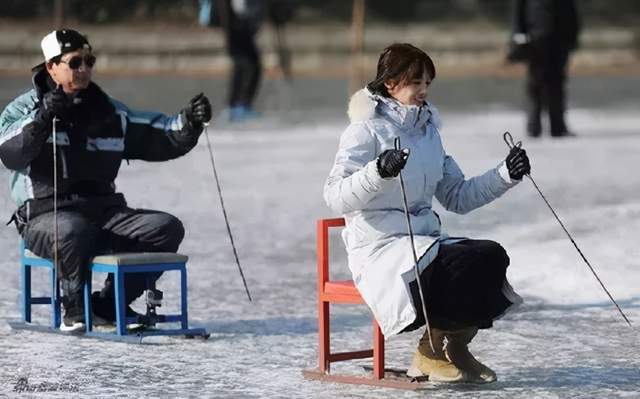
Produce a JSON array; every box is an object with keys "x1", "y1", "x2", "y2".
[{"x1": 40, "y1": 29, "x2": 91, "y2": 62}]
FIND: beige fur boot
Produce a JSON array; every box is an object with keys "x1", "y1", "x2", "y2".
[
  {"x1": 444, "y1": 327, "x2": 497, "y2": 383},
  {"x1": 406, "y1": 327, "x2": 466, "y2": 382}
]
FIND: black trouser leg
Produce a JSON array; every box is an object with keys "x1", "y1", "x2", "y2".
[
  {"x1": 227, "y1": 28, "x2": 261, "y2": 107},
  {"x1": 22, "y1": 210, "x2": 101, "y2": 296},
  {"x1": 547, "y1": 48, "x2": 570, "y2": 135},
  {"x1": 100, "y1": 208, "x2": 185, "y2": 304},
  {"x1": 526, "y1": 47, "x2": 545, "y2": 137},
  {"x1": 22, "y1": 210, "x2": 101, "y2": 319}
]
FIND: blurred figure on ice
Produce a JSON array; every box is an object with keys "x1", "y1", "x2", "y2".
[
  {"x1": 200, "y1": 0, "x2": 265, "y2": 122},
  {"x1": 0, "y1": 29, "x2": 211, "y2": 332},
  {"x1": 509, "y1": 0, "x2": 581, "y2": 138},
  {"x1": 324, "y1": 43, "x2": 531, "y2": 383}
]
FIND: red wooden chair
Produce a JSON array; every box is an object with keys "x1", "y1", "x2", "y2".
[{"x1": 303, "y1": 218, "x2": 420, "y2": 389}]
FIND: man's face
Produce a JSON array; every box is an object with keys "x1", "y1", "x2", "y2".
[
  {"x1": 46, "y1": 49, "x2": 94, "y2": 93},
  {"x1": 385, "y1": 70, "x2": 432, "y2": 107}
]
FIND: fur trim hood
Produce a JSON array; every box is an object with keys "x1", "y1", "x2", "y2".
[{"x1": 347, "y1": 88, "x2": 442, "y2": 130}]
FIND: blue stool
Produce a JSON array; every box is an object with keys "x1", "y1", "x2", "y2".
[
  {"x1": 83, "y1": 252, "x2": 208, "y2": 339},
  {"x1": 17, "y1": 242, "x2": 208, "y2": 341},
  {"x1": 20, "y1": 241, "x2": 61, "y2": 329}
]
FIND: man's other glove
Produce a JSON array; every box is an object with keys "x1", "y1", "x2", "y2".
[
  {"x1": 506, "y1": 146, "x2": 531, "y2": 180},
  {"x1": 37, "y1": 85, "x2": 68, "y2": 123},
  {"x1": 377, "y1": 148, "x2": 410, "y2": 178},
  {"x1": 183, "y1": 93, "x2": 212, "y2": 127}
]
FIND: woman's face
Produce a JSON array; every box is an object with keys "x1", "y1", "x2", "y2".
[
  {"x1": 46, "y1": 49, "x2": 94, "y2": 93},
  {"x1": 385, "y1": 71, "x2": 432, "y2": 106}
]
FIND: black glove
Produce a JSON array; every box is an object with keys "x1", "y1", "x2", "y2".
[
  {"x1": 37, "y1": 85, "x2": 68, "y2": 123},
  {"x1": 183, "y1": 93, "x2": 212, "y2": 127},
  {"x1": 377, "y1": 148, "x2": 409, "y2": 178},
  {"x1": 506, "y1": 146, "x2": 531, "y2": 180}
]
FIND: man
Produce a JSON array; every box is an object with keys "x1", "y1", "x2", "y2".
[
  {"x1": 512, "y1": 0, "x2": 580, "y2": 137},
  {"x1": 0, "y1": 29, "x2": 212, "y2": 332}
]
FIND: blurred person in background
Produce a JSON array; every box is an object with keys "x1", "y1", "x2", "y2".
[
  {"x1": 324, "y1": 43, "x2": 531, "y2": 383},
  {"x1": 200, "y1": 0, "x2": 264, "y2": 122},
  {"x1": 510, "y1": 0, "x2": 581, "y2": 138},
  {"x1": 0, "y1": 29, "x2": 211, "y2": 332}
]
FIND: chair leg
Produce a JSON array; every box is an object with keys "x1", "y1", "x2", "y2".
[
  {"x1": 180, "y1": 266, "x2": 189, "y2": 330},
  {"x1": 114, "y1": 270, "x2": 126, "y2": 335},
  {"x1": 21, "y1": 264, "x2": 31, "y2": 323},
  {"x1": 51, "y1": 267, "x2": 60, "y2": 329},
  {"x1": 319, "y1": 301, "x2": 330, "y2": 373},
  {"x1": 373, "y1": 319, "x2": 385, "y2": 379},
  {"x1": 84, "y1": 271, "x2": 93, "y2": 332}
]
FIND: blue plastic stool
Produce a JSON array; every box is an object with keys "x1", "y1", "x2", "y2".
[{"x1": 20, "y1": 241, "x2": 61, "y2": 329}]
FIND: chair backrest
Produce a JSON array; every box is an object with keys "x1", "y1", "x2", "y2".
[{"x1": 316, "y1": 218, "x2": 346, "y2": 289}]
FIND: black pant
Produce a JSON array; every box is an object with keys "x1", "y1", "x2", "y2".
[
  {"x1": 526, "y1": 41, "x2": 571, "y2": 136},
  {"x1": 20, "y1": 198, "x2": 184, "y2": 304},
  {"x1": 226, "y1": 25, "x2": 261, "y2": 108},
  {"x1": 404, "y1": 239, "x2": 513, "y2": 332}
]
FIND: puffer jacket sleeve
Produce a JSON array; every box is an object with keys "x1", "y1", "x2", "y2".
[
  {"x1": 323, "y1": 122, "x2": 395, "y2": 214},
  {"x1": 112, "y1": 98, "x2": 202, "y2": 162},
  {"x1": 434, "y1": 154, "x2": 518, "y2": 215},
  {"x1": 0, "y1": 91, "x2": 49, "y2": 171}
]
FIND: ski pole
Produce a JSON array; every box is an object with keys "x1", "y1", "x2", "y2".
[
  {"x1": 52, "y1": 117, "x2": 59, "y2": 309},
  {"x1": 394, "y1": 137, "x2": 436, "y2": 354},
  {"x1": 503, "y1": 131, "x2": 632, "y2": 327},
  {"x1": 203, "y1": 122, "x2": 252, "y2": 302}
]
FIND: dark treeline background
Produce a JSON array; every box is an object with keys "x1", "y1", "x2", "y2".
[{"x1": 1, "y1": 0, "x2": 639, "y2": 25}]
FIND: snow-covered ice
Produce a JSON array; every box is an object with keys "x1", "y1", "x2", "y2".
[{"x1": 0, "y1": 76, "x2": 639, "y2": 398}]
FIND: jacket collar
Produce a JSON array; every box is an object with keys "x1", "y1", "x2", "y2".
[{"x1": 348, "y1": 87, "x2": 441, "y2": 134}]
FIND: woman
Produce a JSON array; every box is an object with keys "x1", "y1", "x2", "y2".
[{"x1": 323, "y1": 43, "x2": 530, "y2": 383}]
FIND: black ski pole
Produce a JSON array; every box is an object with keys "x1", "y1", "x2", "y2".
[
  {"x1": 52, "y1": 116, "x2": 60, "y2": 310},
  {"x1": 203, "y1": 122, "x2": 252, "y2": 302},
  {"x1": 394, "y1": 137, "x2": 436, "y2": 354},
  {"x1": 503, "y1": 131, "x2": 632, "y2": 327}
]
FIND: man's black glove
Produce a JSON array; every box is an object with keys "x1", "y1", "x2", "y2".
[
  {"x1": 377, "y1": 148, "x2": 410, "y2": 178},
  {"x1": 506, "y1": 146, "x2": 531, "y2": 180},
  {"x1": 183, "y1": 93, "x2": 212, "y2": 128},
  {"x1": 36, "y1": 85, "x2": 68, "y2": 124}
]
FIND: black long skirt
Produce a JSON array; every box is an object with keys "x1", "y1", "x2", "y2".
[{"x1": 402, "y1": 239, "x2": 515, "y2": 332}]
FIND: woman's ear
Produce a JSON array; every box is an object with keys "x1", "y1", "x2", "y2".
[{"x1": 384, "y1": 80, "x2": 395, "y2": 91}]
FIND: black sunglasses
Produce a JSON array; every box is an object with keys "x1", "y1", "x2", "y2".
[{"x1": 60, "y1": 54, "x2": 96, "y2": 70}]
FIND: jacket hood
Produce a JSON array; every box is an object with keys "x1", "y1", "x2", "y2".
[{"x1": 347, "y1": 88, "x2": 442, "y2": 131}]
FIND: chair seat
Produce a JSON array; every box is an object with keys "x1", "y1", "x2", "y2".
[
  {"x1": 92, "y1": 253, "x2": 188, "y2": 266},
  {"x1": 324, "y1": 280, "x2": 359, "y2": 295},
  {"x1": 23, "y1": 249, "x2": 45, "y2": 260},
  {"x1": 23, "y1": 250, "x2": 187, "y2": 265}
]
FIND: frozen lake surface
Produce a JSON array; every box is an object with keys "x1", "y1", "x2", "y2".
[{"x1": 0, "y1": 76, "x2": 639, "y2": 398}]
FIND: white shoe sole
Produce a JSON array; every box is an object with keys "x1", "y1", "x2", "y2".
[{"x1": 59, "y1": 321, "x2": 85, "y2": 333}]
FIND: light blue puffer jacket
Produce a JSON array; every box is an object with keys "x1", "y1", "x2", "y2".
[{"x1": 323, "y1": 88, "x2": 519, "y2": 336}]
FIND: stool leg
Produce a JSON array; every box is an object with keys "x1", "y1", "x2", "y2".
[
  {"x1": 21, "y1": 264, "x2": 31, "y2": 323},
  {"x1": 373, "y1": 319, "x2": 385, "y2": 379},
  {"x1": 51, "y1": 267, "x2": 60, "y2": 329},
  {"x1": 114, "y1": 270, "x2": 126, "y2": 336},
  {"x1": 180, "y1": 266, "x2": 188, "y2": 330},
  {"x1": 84, "y1": 271, "x2": 92, "y2": 332},
  {"x1": 319, "y1": 301, "x2": 330, "y2": 373}
]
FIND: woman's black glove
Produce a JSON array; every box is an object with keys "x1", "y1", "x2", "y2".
[
  {"x1": 377, "y1": 148, "x2": 410, "y2": 178},
  {"x1": 506, "y1": 146, "x2": 531, "y2": 180},
  {"x1": 183, "y1": 92, "x2": 212, "y2": 128}
]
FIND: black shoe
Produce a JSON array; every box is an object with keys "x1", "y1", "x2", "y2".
[
  {"x1": 60, "y1": 295, "x2": 85, "y2": 333},
  {"x1": 91, "y1": 292, "x2": 143, "y2": 325}
]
